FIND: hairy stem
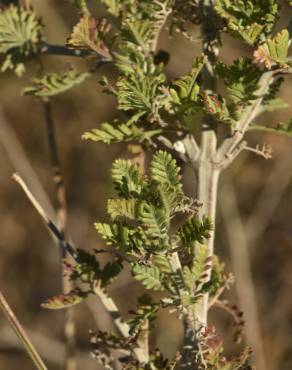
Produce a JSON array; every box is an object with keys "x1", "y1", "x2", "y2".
[{"x1": 0, "y1": 289, "x2": 47, "y2": 370}]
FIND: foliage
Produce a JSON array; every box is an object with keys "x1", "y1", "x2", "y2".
[
  {"x1": 24, "y1": 68, "x2": 89, "y2": 98},
  {"x1": 215, "y1": 58, "x2": 261, "y2": 104},
  {"x1": 2, "y1": 0, "x2": 292, "y2": 368},
  {"x1": 67, "y1": 15, "x2": 111, "y2": 59},
  {"x1": 214, "y1": 0, "x2": 279, "y2": 44},
  {"x1": 253, "y1": 29, "x2": 291, "y2": 69},
  {"x1": 41, "y1": 289, "x2": 88, "y2": 309},
  {"x1": 83, "y1": 121, "x2": 161, "y2": 144},
  {"x1": 0, "y1": 5, "x2": 43, "y2": 75},
  {"x1": 196, "y1": 325, "x2": 253, "y2": 370}
]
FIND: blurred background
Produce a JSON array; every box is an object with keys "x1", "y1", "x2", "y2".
[{"x1": 0, "y1": 1, "x2": 291, "y2": 369}]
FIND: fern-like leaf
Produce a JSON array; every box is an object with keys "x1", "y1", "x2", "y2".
[
  {"x1": 67, "y1": 15, "x2": 111, "y2": 59},
  {"x1": 215, "y1": 58, "x2": 261, "y2": 103},
  {"x1": 41, "y1": 289, "x2": 87, "y2": 309},
  {"x1": 178, "y1": 215, "x2": 212, "y2": 251},
  {"x1": 116, "y1": 73, "x2": 166, "y2": 122},
  {"x1": 107, "y1": 198, "x2": 140, "y2": 220},
  {"x1": 140, "y1": 203, "x2": 168, "y2": 238},
  {"x1": 132, "y1": 264, "x2": 164, "y2": 291},
  {"x1": 24, "y1": 68, "x2": 89, "y2": 98},
  {"x1": 151, "y1": 150, "x2": 182, "y2": 190},
  {"x1": 82, "y1": 121, "x2": 161, "y2": 144},
  {"x1": 254, "y1": 29, "x2": 290, "y2": 69},
  {"x1": 111, "y1": 159, "x2": 144, "y2": 198},
  {"x1": 173, "y1": 57, "x2": 204, "y2": 101},
  {"x1": 0, "y1": 5, "x2": 43, "y2": 75},
  {"x1": 191, "y1": 244, "x2": 210, "y2": 282},
  {"x1": 215, "y1": 0, "x2": 279, "y2": 44}
]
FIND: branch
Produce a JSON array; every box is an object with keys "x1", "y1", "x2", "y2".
[
  {"x1": 217, "y1": 140, "x2": 247, "y2": 170},
  {"x1": 244, "y1": 143, "x2": 273, "y2": 160},
  {"x1": 0, "y1": 289, "x2": 47, "y2": 370},
  {"x1": 12, "y1": 173, "x2": 79, "y2": 261},
  {"x1": 216, "y1": 71, "x2": 275, "y2": 164}
]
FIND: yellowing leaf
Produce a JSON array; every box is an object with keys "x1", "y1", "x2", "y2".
[
  {"x1": 254, "y1": 29, "x2": 290, "y2": 69},
  {"x1": 41, "y1": 290, "x2": 87, "y2": 309},
  {"x1": 67, "y1": 16, "x2": 111, "y2": 59}
]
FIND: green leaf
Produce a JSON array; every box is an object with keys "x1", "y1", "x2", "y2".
[
  {"x1": 111, "y1": 159, "x2": 144, "y2": 198},
  {"x1": 178, "y1": 215, "x2": 212, "y2": 251},
  {"x1": 74, "y1": 249, "x2": 100, "y2": 284},
  {"x1": 95, "y1": 222, "x2": 148, "y2": 253},
  {"x1": 107, "y1": 198, "x2": 140, "y2": 220},
  {"x1": 140, "y1": 202, "x2": 168, "y2": 238},
  {"x1": 151, "y1": 150, "x2": 182, "y2": 190},
  {"x1": 116, "y1": 72, "x2": 166, "y2": 121},
  {"x1": 254, "y1": 29, "x2": 290, "y2": 69},
  {"x1": 41, "y1": 289, "x2": 87, "y2": 309},
  {"x1": 119, "y1": 0, "x2": 173, "y2": 53},
  {"x1": 152, "y1": 254, "x2": 172, "y2": 273},
  {"x1": 191, "y1": 244, "x2": 210, "y2": 282},
  {"x1": 182, "y1": 266, "x2": 196, "y2": 294},
  {"x1": 165, "y1": 57, "x2": 204, "y2": 116},
  {"x1": 23, "y1": 68, "x2": 89, "y2": 98},
  {"x1": 101, "y1": 259, "x2": 123, "y2": 287},
  {"x1": 132, "y1": 264, "x2": 164, "y2": 291},
  {"x1": 82, "y1": 121, "x2": 161, "y2": 144},
  {"x1": 262, "y1": 76, "x2": 284, "y2": 103},
  {"x1": 215, "y1": 58, "x2": 261, "y2": 103},
  {"x1": 0, "y1": 5, "x2": 43, "y2": 75},
  {"x1": 123, "y1": 19, "x2": 153, "y2": 51},
  {"x1": 173, "y1": 57, "x2": 204, "y2": 101},
  {"x1": 215, "y1": 0, "x2": 279, "y2": 44},
  {"x1": 95, "y1": 222, "x2": 131, "y2": 248}
]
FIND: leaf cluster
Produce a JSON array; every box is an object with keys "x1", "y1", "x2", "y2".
[
  {"x1": 0, "y1": 5, "x2": 43, "y2": 75},
  {"x1": 196, "y1": 325, "x2": 253, "y2": 370},
  {"x1": 215, "y1": 0, "x2": 279, "y2": 44}
]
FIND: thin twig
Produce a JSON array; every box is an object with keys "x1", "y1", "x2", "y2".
[
  {"x1": 0, "y1": 290, "x2": 47, "y2": 370},
  {"x1": 12, "y1": 173, "x2": 79, "y2": 261},
  {"x1": 244, "y1": 143, "x2": 273, "y2": 160}
]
